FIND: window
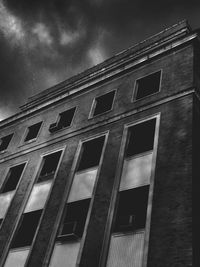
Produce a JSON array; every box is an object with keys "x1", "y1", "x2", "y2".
[
  {"x1": 126, "y1": 119, "x2": 156, "y2": 157},
  {"x1": 37, "y1": 151, "x2": 62, "y2": 182},
  {"x1": 107, "y1": 118, "x2": 158, "y2": 267},
  {"x1": 11, "y1": 210, "x2": 42, "y2": 248},
  {"x1": 114, "y1": 186, "x2": 149, "y2": 233},
  {"x1": 0, "y1": 134, "x2": 13, "y2": 152},
  {"x1": 58, "y1": 199, "x2": 90, "y2": 241},
  {"x1": 77, "y1": 136, "x2": 105, "y2": 171},
  {"x1": 91, "y1": 90, "x2": 115, "y2": 117},
  {"x1": 134, "y1": 71, "x2": 161, "y2": 100},
  {"x1": 24, "y1": 122, "x2": 42, "y2": 142},
  {"x1": 49, "y1": 107, "x2": 76, "y2": 133},
  {"x1": 0, "y1": 163, "x2": 26, "y2": 193}
]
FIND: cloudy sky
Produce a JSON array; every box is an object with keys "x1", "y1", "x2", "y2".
[{"x1": 0, "y1": 0, "x2": 200, "y2": 120}]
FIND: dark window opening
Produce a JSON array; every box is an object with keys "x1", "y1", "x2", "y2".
[
  {"x1": 77, "y1": 136, "x2": 105, "y2": 171},
  {"x1": 49, "y1": 107, "x2": 76, "y2": 133},
  {"x1": 114, "y1": 186, "x2": 149, "y2": 233},
  {"x1": 126, "y1": 119, "x2": 156, "y2": 157},
  {"x1": 93, "y1": 90, "x2": 115, "y2": 117},
  {"x1": 1, "y1": 163, "x2": 26, "y2": 193},
  {"x1": 0, "y1": 134, "x2": 13, "y2": 152},
  {"x1": 58, "y1": 199, "x2": 90, "y2": 241},
  {"x1": 135, "y1": 71, "x2": 161, "y2": 100},
  {"x1": 11, "y1": 210, "x2": 42, "y2": 248},
  {"x1": 37, "y1": 150, "x2": 62, "y2": 182},
  {"x1": 24, "y1": 122, "x2": 42, "y2": 142}
]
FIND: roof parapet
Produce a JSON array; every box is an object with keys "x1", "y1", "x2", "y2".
[{"x1": 20, "y1": 20, "x2": 191, "y2": 111}]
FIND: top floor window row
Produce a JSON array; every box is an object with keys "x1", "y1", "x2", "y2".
[{"x1": 0, "y1": 70, "x2": 161, "y2": 152}]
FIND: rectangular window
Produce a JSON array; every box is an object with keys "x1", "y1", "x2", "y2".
[
  {"x1": 126, "y1": 119, "x2": 156, "y2": 157},
  {"x1": 114, "y1": 186, "x2": 149, "y2": 233},
  {"x1": 0, "y1": 163, "x2": 26, "y2": 193},
  {"x1": 107, "y1": 118, "x2": 158, "y2": 267},
  {"x1": 91, "y1": 90, "x2": 115, "y2": 117},
  {"x1": 0, "y1": 134, "x2": 13, "y2": 152},
  {"x1": 11, "y1": 210, "x2": 42, "y2": 248},
  {"x1": 24, "y1": 122, "x2": 42, "y2": 142},
  {"x1": 49, "y1": 135, "x2": 106, "y2": 266},
  {"x1": 37, "y1": 151, "x2": 62, "y2": 183},
  {"x1": 49, "y1": 107, "x2": 76, "y2": 133},
  {"x1": 58, "y1": 199, "x2": 90, "y2": 241},
  {"x1": 77, "y1": 136, "x2": 105, "y2": 171},
  {"x1": 134, "y1": 71, "x2": 161, "y2": 100}
]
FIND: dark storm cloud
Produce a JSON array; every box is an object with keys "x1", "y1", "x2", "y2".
[{"x1": 0, "y1": 0, "x2": 200, "y2": 120}]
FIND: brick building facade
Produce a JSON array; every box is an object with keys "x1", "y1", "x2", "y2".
[{"x1": 0, "y1": 20, "x2": 196, "y2": 266}]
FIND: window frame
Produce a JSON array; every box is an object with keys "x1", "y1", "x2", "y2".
[
  {"x1": 49, "y1": 106, "x2": 77, "y2": 133},
  {"x1": 89, "y1": 90, "x2": 116, "y2": 119},
  {"x1": 57, "y1": 198, "x2": 91, "y2": 241},
  {"x1": 44, "y1": 132, "x2": 109, "y2": 267},
  {"x1": 36, "y1": 149, "x2": 63, "y2": 183},
  {"x1": 0, "y1": 133, "x2": 14, "y2": 153},
  {"x1": 132, "y1": 70, "x2": 162, "y2": 102},
  {"x1": 23, "y1": 121, "x2": 43, "y2": 144},
  {"x1": 0, "y1": 161, "x2": 28, "y2": 194},
  {"x1": 0, "y1": 147, "x2": 65, "y2": 267},
  {"x1": 100, "y1": 114, "x2": 160, "y2": 267},
  {"x1": 0, "y1": 161, "x2": 28, "y2": 240},
  {"x1": 113, "y1": 185, "x2": 150, "y2": 234},
  {"x1": 10, "y1": 209, "x2": 43, "y2": 249},
  {"x1": 76, "y1": 135, "x2": 106, "y2": 172}
]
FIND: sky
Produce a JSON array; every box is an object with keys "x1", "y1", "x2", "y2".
[{"x1": 0, "y1": 0, "x2": 200, "y2": 121}]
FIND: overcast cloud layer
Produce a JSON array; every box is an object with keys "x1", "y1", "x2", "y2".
[{"x1": 0, "y1": 0, "x2": 200, "y2": 120}]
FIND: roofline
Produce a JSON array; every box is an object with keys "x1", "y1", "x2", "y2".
[
  {"x1": 20, "y1": 20, "x2": 191, "y2": 110},
  {"x1": 0, "y1": 20, "x2": 198, "y2": 129}
]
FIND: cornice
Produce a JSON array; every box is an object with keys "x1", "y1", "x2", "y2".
[{"x1": 0, "y1": 24, "x2": 197, "y2": 129}]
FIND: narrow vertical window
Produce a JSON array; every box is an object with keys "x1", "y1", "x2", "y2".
[
  {"x1": 0, "y1": 134, "x2": 13, "y2": 152},
  {"x1": 3, "y1": 149, "x2": 63, "y2": 267},
  {"x1": 107, "y1": 118, "x2": 157, "y2": 267},
  {"x1": 49, "y1": 135, "x2": 106, "y2": 267},
  {"x1": 24, "y1": 122, "x2": 42, "y2": 142},
  {"x1": 134, "y1": 71, "x2": 161, "y2": 100},
  {"x1": 0, "y1": 163, "x2": 25, "y2": 223}
]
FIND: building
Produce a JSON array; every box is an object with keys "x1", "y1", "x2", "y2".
[{"x1": 0, "y1": 20, "x2": 197, "y2": 267}]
